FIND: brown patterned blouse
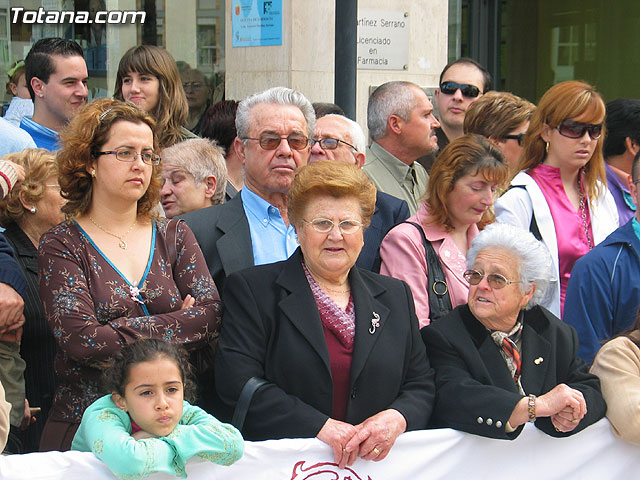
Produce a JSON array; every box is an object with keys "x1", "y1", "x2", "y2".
[{"x1": 38, "y1": 218, "x2": 221, "y2": 424}]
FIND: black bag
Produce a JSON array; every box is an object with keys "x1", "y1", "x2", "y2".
[{"x1": 404, "y1": 222, "x2": 453, "y2": 322}]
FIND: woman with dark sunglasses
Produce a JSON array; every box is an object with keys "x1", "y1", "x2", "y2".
[
  {"x1": 495, "y1": 81, "x2": 618, "y2": 318},
  {"x1": 421, "y1": 222, "x2": 605, "y2": 440}
]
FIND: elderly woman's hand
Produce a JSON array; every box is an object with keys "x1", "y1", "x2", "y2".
[
  {"x1": 317, "y1": 418, "x2": 361, "y2": 469},
  {"x1": 537, "y1": 384, "x2": 587, "y2": 432},
  {"x1": 344, "y1": 409, "x2": 407, "y2": 463}
]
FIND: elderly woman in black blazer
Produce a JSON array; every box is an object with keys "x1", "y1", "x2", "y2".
[
  {"x1": 422, "y1": 222, "x2": 605, "y2": 439},
  {"x1": 215, "y1": 160, "x2": 434, "y2": 468}
]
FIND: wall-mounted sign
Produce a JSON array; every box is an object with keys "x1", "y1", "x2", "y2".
[
  {"x1": 357, "y1": 9, "x2": 409, "y2": 71},
  {"x1": 232, "y1": 0, "x2": 282, "y2": 47}
]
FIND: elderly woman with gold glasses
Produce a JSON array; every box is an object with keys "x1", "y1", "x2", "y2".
[
  {"x1": 216, "y1": 160, "x2": 434, "y2": 469},
  {"x1": 422, "y1": 222, "x2": 605, "y2": 439}
]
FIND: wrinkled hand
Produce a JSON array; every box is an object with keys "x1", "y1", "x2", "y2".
[
  {"x1": 132, "y1": 429, "x2": 157, "y2": 440},
  {"x1": 180, "y1": 294, "x2": 195, "y2": 310},
  {"x1": 537, "y1": 384, "x2": 586, "y2": 432},
  {"x1": 317, "y1": 418, "x2": 360, "y2": 469},
  {"x1": 344, "y1": 409, "x2": 407, "y2": 463},
  {"x1": 0, "y1": 282, "x2": 24, "y2": 334}
]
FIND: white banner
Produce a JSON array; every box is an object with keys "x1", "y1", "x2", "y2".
[{"x1": 1, "y1": 419, "x2": 639, "y2": 479}]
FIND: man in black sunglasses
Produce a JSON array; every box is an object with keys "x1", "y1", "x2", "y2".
[{"x1": 430, "y1": 58, "x2": 491, "y2": 161}]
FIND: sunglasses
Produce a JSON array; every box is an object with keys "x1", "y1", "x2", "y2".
[
  {"x1": 503, "y1": 133, "x2": 525, "y2": 146},
  {"x1": 242, "y1": 133, "x2": 310, "y2": 151},
  {"x1": 464, "y1": 269, "x2": 522, "y2": 289},
  {"x1": 556, "y1": 120, "x2": 602, "y2": 140},
  {"x1": 439, "y1": 81, "x2": 481, "y2": 98}
]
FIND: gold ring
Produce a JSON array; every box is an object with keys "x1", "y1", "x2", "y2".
[
  {"x1": 571, "y1": 419, "x2": 579, "y2": 423},
  {"x1": 373, "y1": 447, "x2": 381, "y2": 456}
]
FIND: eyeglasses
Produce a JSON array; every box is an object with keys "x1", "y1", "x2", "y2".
[
  {"x1": 182, "y1": 82, "x2": 205, "y2": 90},
  {"x1": 464, "y1": 269, "x2": 522, "y2": 289},
  {"x1": 311, "y1": 137, "x2": 357, "y2": 151},
  {"x1": 95, "y1": 148, "x2": 161, "y2": 166},
  {"x1": 242, "y1": 133, "x2": 310, "y2": 151},
  {"x1": 439, "y1": 81, "x2": 482, "y2": 98},
  {"x1": 556, "y1": 120, "x2": 602, "y2": 140},
  {"x1": 502, "y1": 133, "x2": 526, "y2": 146},
  {"x1": 303, "y1": 218, "x2": 364, "y2": 234}
]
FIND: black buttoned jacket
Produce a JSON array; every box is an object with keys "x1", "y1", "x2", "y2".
[{"x1": 421, "y1": 304, "x2": 606, "y2": 439}]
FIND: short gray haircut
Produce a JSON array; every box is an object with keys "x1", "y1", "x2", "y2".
[
  {"x1": 235, "y1": 86, "x2": 315, "y2": 140},
  {"x1": 321, "y1": 114, "x2": 366, "y2": 153},
  {"x1": 367, "y1": 81, "x2": 421, "y2": 140},
  {"x1": 161, "y1": 138, "x2": 228, "y2": 205},
  {"x1": 466, "y1": 223, "x2": 556, "y2": 309}
]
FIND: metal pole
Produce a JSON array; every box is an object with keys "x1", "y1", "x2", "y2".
[{"x1": 334, "y1": 0, "x2": 357, "y2": 120}]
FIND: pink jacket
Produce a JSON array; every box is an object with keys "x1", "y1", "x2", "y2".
[{"x1": 379, "y1": 203, "x2": 477, "y2": 327}]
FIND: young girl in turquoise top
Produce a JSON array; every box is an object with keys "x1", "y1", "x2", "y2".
[{"x1": 71, "y1": 339, "x2": 244, "y2": 479}]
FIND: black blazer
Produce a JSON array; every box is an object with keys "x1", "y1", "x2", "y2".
[
  {"x1": 180, "y1": 193, "x2": 253, "y2": 295},
  {"x1": 358, "y1": 191, "x2": 409, "y2": 273},
  {"x1": 215, "y1": 248, "x2": 435, "y2": 441},
  {"x1": 421, "y1": 304, "x2": 606, "y2": 439},
  {"x1": 3, "y1": 223, "x2": 57, "y2": 451}
]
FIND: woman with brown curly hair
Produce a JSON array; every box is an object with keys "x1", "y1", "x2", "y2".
[
  {"x1": 379, "y1": 134, "x2": 509, "y2": 327},
  {"x1": 114, "y1": 45, "x2": 194, "y2": 148},
  {"x1": 37, "y1": 98, "x2": 221, "y2": 451},
  {"x1": 0, "y1": 148, "x2": 64, "y2": 452}
]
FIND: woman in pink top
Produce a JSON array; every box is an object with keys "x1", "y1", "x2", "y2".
[
  {"x1": 380, "y1": 134, "x2": 509, "y2": 327},
  {"x1": 495, "y1": 81, "x2": 618, "y2": 318}
]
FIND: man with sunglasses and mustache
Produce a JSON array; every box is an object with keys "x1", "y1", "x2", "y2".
[
  {"x1": 417, "y1": 58, "x2": 491, "y2": 173},
  {"x1": 181, "y1": 86, "x2": 314, "y2": 295}
]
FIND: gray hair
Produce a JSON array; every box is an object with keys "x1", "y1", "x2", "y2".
[
  {"x1": 466, "y1": 223, "x2": 556, "y2": 309},
  {"x1": 235, "y1": 86, "x2": 315, "y2": 140},
  {"x1": 321, "y1": 114, "x2": 366, "y2": 153},
  {"x1": 161, "y1": 138, "x2": 228, "y2": 205},
  {"x1": 367, "y1": 81, "x2": 420, "y2": 140}
]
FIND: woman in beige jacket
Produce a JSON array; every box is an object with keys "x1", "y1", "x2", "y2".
[{"x1": 590, "y1": 320, "x2": 640, "y2": 445}]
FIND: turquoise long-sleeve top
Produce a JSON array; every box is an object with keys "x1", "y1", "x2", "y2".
[{"x1": 71, "y1": 394, "x2": 244, "y2": 479}]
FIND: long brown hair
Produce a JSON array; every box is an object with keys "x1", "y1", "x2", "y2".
[{"x1": 113, "y1": 45, "x2": 188, "y2": 148}]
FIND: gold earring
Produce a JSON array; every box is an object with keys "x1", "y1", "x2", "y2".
[
  {"x1": 91, "y1": 170, "x2": 96, "y2": 177},
  {"x1": 545, "y1": 142, "x2": 549, "y2": 154}
]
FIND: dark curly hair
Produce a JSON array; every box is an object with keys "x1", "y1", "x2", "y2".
[
  {"x1": 102, "y1": 338, "x2": 196, "y2": 402},
  {"x1": 57, "y1": 98, "x2": 160, "y2": 219}
]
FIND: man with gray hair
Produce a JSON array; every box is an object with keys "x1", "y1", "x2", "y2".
[
  {"x1": 160, "y1": 138, "x2": 228, "y2": 218},
  {"x1": 363, "y1": 81, "x2": 440, "y2": 215},
  {"x1": 310, "y1": 114, "x2": 409, "y2": 272},
  {"x1": 181, "y1": 86, "x2": 314, "y2": 293}
]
